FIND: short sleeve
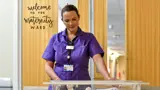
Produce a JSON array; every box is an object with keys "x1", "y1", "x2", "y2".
[
  {"x1": 42, "y1": 35, "x2": 56, "y2": 62},
  {"x1": 88, "y1": 33, "x2": 104, "y2": 58}
]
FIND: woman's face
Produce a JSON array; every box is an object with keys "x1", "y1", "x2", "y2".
[{"x1": 62, "y1": 11, "x2": 79, "y2": 32}]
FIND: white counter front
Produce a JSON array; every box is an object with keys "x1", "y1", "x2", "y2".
[{"x1": 44, "y1": 80, "x2": 149, "y2": 90}]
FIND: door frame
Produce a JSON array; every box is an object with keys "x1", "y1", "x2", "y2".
[{"x1": 13, "y1": 0, "x2": 22, "y2": 90}]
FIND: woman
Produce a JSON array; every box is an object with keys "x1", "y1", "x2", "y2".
[{"x1": 42, "y1": 4, "x2": 111, "y2": 90}]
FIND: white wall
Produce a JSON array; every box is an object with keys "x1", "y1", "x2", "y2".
[
  {"x1": 0, "y1": 0, "x2": 14, "y2": 79},
  {"x1": 58, "y1": 0, "x2": 78, "y2": 32},
  {"x1": 58, "y1": 9, "x2": 66, "y2": 32}
]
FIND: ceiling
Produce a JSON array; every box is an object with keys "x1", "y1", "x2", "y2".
[
  {"x1": 58, "y1": 0, "x2": 125, "y2": 55},
  {"x1": 108, "y1": 0, "x2": 125, "y2": 54}
]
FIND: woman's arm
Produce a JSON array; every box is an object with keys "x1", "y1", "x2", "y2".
[
  {"x1": 93, "y1": 54, "x2": 111, "y2": 80},
  {"x1": 45, "y1": 61, "x2": 60, "y2": 80}
]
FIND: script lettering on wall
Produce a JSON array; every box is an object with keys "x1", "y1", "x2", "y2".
[{"x1": 24, "y1": 3, "x2": 54, "y2": 30}]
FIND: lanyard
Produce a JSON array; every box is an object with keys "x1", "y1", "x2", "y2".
[
  {"x1": 67, "y1": 40, "x2": 74, "y2": 64},
  {"x1": 66, "y1": 36, "x2": 77, "y2": 64}
]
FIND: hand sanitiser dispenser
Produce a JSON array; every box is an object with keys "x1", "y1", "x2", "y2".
[{"x1": 0, "y1": 77, "x2": 12, "y2": 90}]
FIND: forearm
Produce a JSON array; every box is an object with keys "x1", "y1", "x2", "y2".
[
  {"x1": 93, "y1": 55, "x2": 110, "y2": 80},
  {"x1": 45, "y1": 63, "x2": 60, "y2": 80}
]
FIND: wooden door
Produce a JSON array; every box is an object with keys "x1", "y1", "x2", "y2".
[{"x1": 22, "y1": 0, "x2": 58, "y2": 86}]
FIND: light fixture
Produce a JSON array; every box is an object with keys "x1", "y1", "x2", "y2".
[
  {"x1": 112, "y1": 34, "x2": 120, "y2": 39},
  {"x1": 108, "y1": 24, "x2": 113, "y2": 29}
]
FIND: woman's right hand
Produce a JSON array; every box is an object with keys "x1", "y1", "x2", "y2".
[
  {"x1": 54, "y1": 77, "x2": 61, "y2": 80},
  {"x1": 53, "y1": 77, "x2": 61, "y2": 89}
]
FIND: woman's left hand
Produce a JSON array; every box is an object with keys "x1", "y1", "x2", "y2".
[{"x1": 105, "y1": 77, "x2": 122, "y2": 88}]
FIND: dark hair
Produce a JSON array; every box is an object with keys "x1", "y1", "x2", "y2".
[{"x1": 61, "y1": 4, "x2": 80, "y2": 20}]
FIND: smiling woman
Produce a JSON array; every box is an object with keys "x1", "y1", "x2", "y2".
[{"x1": 42, "y1": 4, "x2": 112, "y2": 90}]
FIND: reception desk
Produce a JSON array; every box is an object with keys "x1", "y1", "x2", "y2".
[{"x1": 43, "y1": 80, "x2": 149, "y2": 90}]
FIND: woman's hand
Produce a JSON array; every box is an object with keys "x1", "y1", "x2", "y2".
[
  {"x1": 93, "y1": 54, "x2": 111, "y2": 80},
  {"x1": 54, "y1": 77, "x2": 61, "y2": 80},
  {"x1": 53, "y1": 77, "x2": 61, "y2": 89},
  {"x1": 45, "y1": 61, "x2": 61, "y2": 80},
  {"x1": 106, "y1": 77, "x2": 122, "y2": 88},
  {"x1": 85, "y1": 87, "x2": 91, "y2": 90},
  {"x1": 106, "y1": 77, "x2": 117, "y2": 80}
]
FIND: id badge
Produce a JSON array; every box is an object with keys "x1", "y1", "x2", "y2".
[
  {"x1": 66, "y1": 45, "x2": 74, "y2": 50},
  {"x1": 64, "y1": 64, "x2": 74, "y2": 71}
]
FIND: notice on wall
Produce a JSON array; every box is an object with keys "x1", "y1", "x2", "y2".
[{"x1": 23, "y1": 3, "x2": 54, "y2": 30}]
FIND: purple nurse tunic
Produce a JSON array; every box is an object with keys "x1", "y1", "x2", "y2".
[{"x1": 42, "y1": 27, "x2": 104, "y2": 90}]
